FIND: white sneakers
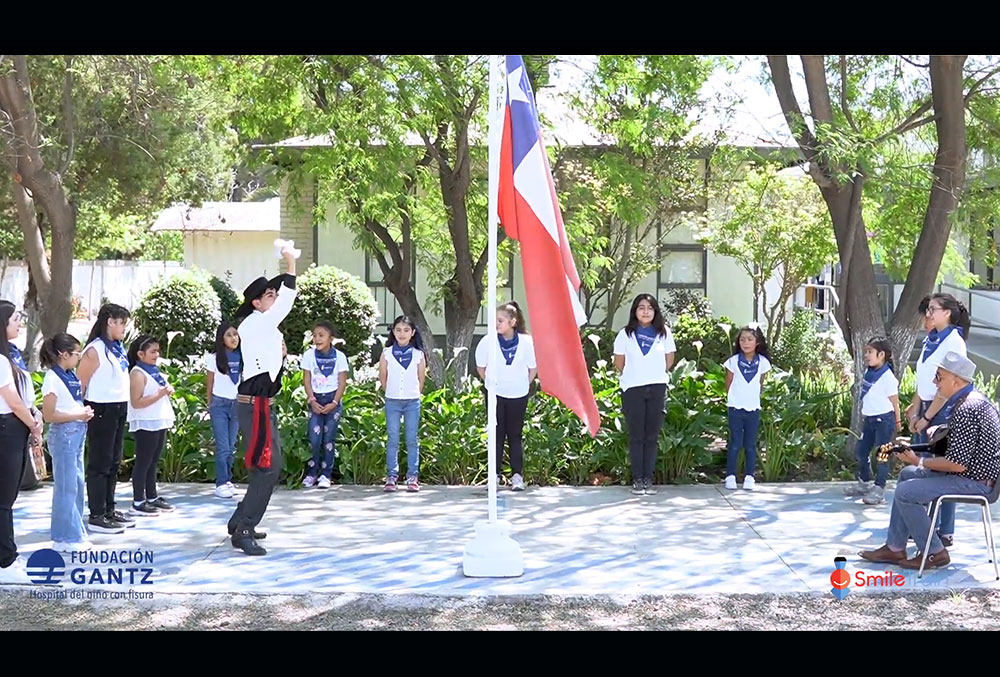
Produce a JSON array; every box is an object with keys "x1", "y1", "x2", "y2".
[
  {"x1": 317, "y1": 475, "x2": 331, "y2": 489},
  {"x1": 0, "y1": 558, "x2": 31, "y2": 585},
  {"x1": 302, "y1": 475, "x2": 316, "y2": 488},
  {"x1": 52, "y1": 540, "x2": 93, "y2": 552},
  {"x1": 511, "y1": 474, "x2": 525, "y2": 492},
  {"x1": 215, "y1": 483, "x2": 235, "y2": 498},
  {"x1": 724, "y1": 475, "x2": 756, "y2": 491}
]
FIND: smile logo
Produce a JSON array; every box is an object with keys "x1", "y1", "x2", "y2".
[{"x1": 830, "y1": 556, "x2": 850, "y2": 600}]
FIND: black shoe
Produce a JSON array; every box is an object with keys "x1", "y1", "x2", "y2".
[
  {"x1": 644, "y1": 480, "x2": 657, "y2": 496},
  {"x1": 231, "y1": 530, "x2": 267, "y2": 556},
  {"x1": 129, "y1": 501, "x2": 160, "y2": 517},
  {"x1": 147, "y1": 497, "x2": 175, "y2": 512},
  {"x1": 227, "y1": 522, "x2": 266, "y2": 540},
  {"x1": 108, "y1": 511, "x2": 136, "y2": 528},
  {"x1": 632, "y1": 481, "x2": 645, "y2": 495},
  {"x1": 939, "y1": 534, "x2": 954, "y2": 548},
  {"x1": 88, "y1": 515, "x2": 125, "y2": 534}
]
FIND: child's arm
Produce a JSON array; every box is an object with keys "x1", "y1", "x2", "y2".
[
  {"x1": 205, "y1": 369, "x2": 214, "y2": 409},
  {"x1": 724, "y1": 370, "x2": 733, "y2": 392},
  {"x1": 303, "y1": 370, "x2": 322, "y2": 415},
  {"x1": 613, "y1": 354, "x2": 625, "y2": 374},
  {"x1": 890, "y1": 394, "x2": 902, "y2": 432},
  {"x1": 417, "y1": 355, "x2": 426, "y2": 393},
  {"x1": 331, "y1": 371, "x2": 348, "y2": 410},
  {"x1": 131, "y1": 370, "x2": 169, "y2": 409},
  {"x1": 76, "y1": 346, "x2": 99, "y2": 395},
  {"x1": 42, "y1": 392, "x2": 91, "y2": 424},
  {"x1": 379, "y1": 353, "x2": 388, "y2": 392},
  {"x1": 665, "y1": 351, "x2": 675, "y2": 372}
]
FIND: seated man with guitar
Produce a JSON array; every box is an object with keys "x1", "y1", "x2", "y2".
[{"x1": 860, "y1": 352, "x2": 1000, "y2": 570}]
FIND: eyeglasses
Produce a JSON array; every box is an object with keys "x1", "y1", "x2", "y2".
[
  {"x1": 933, "y1": 371, "x2": 946, "y2": 383},
  {"x1": 925, "y1": 305, "x2": 945, "y2": 316},
  {"x1": 13, "y1": 311, "x2": 26, "y2": 322}
]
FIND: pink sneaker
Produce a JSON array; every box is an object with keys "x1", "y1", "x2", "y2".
[
  {"x1": 406, "y1": 477, "x2": 420, "y2": 492},
  {"x1": 383, "y1": 477, "x2": 398, "y2": 492}
]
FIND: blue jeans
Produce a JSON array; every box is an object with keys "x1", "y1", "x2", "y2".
[
  {"x1": 887, "y1": 471, "x2": 990, "y2": 554},
  {"x1": 210, "y1": 396, "x2": 239, "y2": 487},
  {"x1": 727, "y1": 407, "x2": 761, "y2": 477},
  {"x1": 386, "y1": 398, "x2": 420, "y2": 480},
  {"x1": 856, "y1": 413, "x2": 895, "y2": 487},
  {"x1": 48, "y1": 421, "x2": 88, "y2": 544},
  {"x1": 307, "y1": 392, "x2": 342, "y2": 479},
  {"x1": 914, "y1": 399, "x2": 956, "y2": 534}
]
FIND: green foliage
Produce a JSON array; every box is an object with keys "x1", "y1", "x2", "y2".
[
  {"x1": 671, "y1": 313, "x2": 738, "y2": 365},
  {"x1": 133, "y1": 270, "x2": 221, "y2": 358},
  {"x1": 773, "y1": 308, "x2": 852, "y2": 378},
  {"x1": 661, "y1": 289, "x2": 713, "y2": 322},
  {"x1": 280, "y1": 265, "x2": 379, "y2": 357},
  {"x1": 581, "y1": 326, "x2": 617, "y2": 372},
  {"x1": 209, "y1": 274, "x2": 241, "y2": 322}
]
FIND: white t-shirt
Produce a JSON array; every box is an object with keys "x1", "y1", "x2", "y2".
[
  {"x1": 860, "y1": 367, "x2": 900, "y2": 417},
  {"x1": 301, "y1": 347, "x2": 349, "y2": 395},
  {"x1": 476, "y1": 333, "x2": 537, "y2": 399},
  {"x1": 383, "y1": 346, "x2": 424, "y2": 400},
  {"x1": 724, "y1": 354, "x2": 773, "y2": 411},
  {"x1": 613, "y1": 327, "x2": 677, "y2": 392},
  {"x1": 83, "y1": 339, "x2": 130, "y2": 403},
  {"x1": 0, "y1": 358, "x2": 15, "y2": 415},
  {"x1": 127, "y1": 367, "x2": 176, "y2": 432},
  {"x1": 206, "y1": 352, "x2": 241, "y2": 400},
  {"x1": 42, "y1": 370, "x2": 86, "y2": 416},
  {"x1": 915, "y1": 329, "x2": 967, "y2": 401}
]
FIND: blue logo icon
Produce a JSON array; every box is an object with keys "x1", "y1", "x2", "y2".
[{"x1": 26, "y1": 549, "x2": 66, "y2": 585}]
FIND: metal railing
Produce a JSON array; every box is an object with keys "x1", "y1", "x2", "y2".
[{"x1": 938, "y1": 282, "x2": 1000, "y2": 333}]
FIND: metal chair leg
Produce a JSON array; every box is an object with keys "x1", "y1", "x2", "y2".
[
  {"x1": 921, "y1": 500, "x2": 943, "y2": 579},
  {"x1": 986, "y1": 503, "x2": 999, "y2": 581}
]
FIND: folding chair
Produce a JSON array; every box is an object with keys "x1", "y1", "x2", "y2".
[{"x1": 921, "y1": 480, "x2": 1000, "y2": 580}]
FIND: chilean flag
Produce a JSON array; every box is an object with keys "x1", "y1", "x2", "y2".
[{"x1": 496, "y1": 55, "x2": 600, "y2": 436}]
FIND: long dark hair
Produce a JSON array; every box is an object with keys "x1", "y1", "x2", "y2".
[
  {"x1": 40, "y1": 333, "x2": 81, "y2": 370},
  {"x1": 929, "y1": 292, "x2": 972, "y2": 337},
  {"x1": 624, "y1": 293, "x2": 668, "y2": 338},
  {"x1": 498, "y1": 301, "x2": 528, "y2": 334},
  {"x1": 0, "y1": 301, "x2": 25, "y2": 398},
  {"x1": 732, "y1": 325, "x2": 770, "y2": 360},
  {"x1": 127, "y1": 335, "x2": 159, "y2": 370},
  {"x1": 214, "y1": 321, "x2": 241, "y2": 375},
  {"x1": 865, "y1": 336, "x2": 895, "y2": 374},
  {"x1": 386, "y1": 315, "x2": 424, "y2": 351},
  {"x1": 86, "y1": 303, "x2": 131, "y2": 361}
]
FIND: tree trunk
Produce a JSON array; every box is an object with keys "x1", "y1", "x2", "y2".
[
  {"x1": 604, "y1": 219, "x2": 632, "y2": 331},
  {"x1": 387, "y1": 280, "x2": 445, "y2": 386},
  {"x1": 443, "y1": 289, "x2": 480, "y2": 388}
]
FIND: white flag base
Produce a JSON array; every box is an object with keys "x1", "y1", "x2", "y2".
[{"x1": 462, "y1": 519, "x2": 524, "y2": 578}]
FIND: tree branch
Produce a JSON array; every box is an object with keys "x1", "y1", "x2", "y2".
[
  {"x1": 900, "y1": 56, "x2": 930, "y2": 69},
  {"x1": 58, "y1": 55, "x2": 75, "y2": 175},
  {"x1": 965, "y1": 64, "x2": 1000, "y2": 102},
  {"x1": 801, "y1": 55, "x2": 835, "y2": 124},
  {"x1": 766, "y1": 55, "x2": 831, "y2": 188},
  {"x1": 839, "y1": 56, "x2": 860, "y2": 134},
  {"x1": 873, "y1": 98, "x2": 933, "y2": 144}
]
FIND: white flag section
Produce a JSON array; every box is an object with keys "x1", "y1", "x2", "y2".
[{"x1": 462, "y1": 55, "x2": 524, "y2": 578}]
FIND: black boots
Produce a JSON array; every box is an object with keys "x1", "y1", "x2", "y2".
[{"x1": 231, "y1": 528, "x2": 267, "y2": 556}]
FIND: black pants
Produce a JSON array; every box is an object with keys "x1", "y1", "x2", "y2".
[
  {"x1": 85, "y1": 401, "x2": 128, "y2": 517},
  {"x1": 496, "y1": 394, "x2": 529, "y2": 476},
  {"x1": 0, "y1": 414, "x2": 29, "y2": 568},
  {"x1": 622, "y1": 383, "x2": 666, "y2": 483},
  {"x1": 132, "y1": 429, "x2": 166, "y2": 503},
  {"x1": 228, "y1": 402, "x2": 283, "y2": 535}
]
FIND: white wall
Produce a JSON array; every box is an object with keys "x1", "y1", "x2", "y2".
[{"x1": 182, "y1": 231, "x2": 279, "y2": 291}]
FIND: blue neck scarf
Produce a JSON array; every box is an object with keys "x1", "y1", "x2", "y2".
[
  {"x1": 392, "y1": 344, "x2": 413, "y2": 370},
  {"x1": 939, "y1": 383, "x2": 975, "y2": 423},
  {"x1": 52, "y1": 365, "x2": 83, "y2": 404},
  {"x1": 861, "y1": 363, "x2": 891, "y2": 401},
  {"x1": 8, "y1": 345, "x2": 27, "y2": 371},
  {"x1": 102, "y1": 338, "x2": 129, "y2": 372},
  {"x1": 635, "y1": 326, "x2": 657, "y2": 356},
  {"x1": 922, "y1": 325, "x2": 962, "y2": 362},
  {"x1": 315, "y1": 347, "x2": 338, "y2": 377},
  {"x1": 737, "y1": 353, "x2": 760, "y2": 383},
  {"x1": 136, "y1": 360, "x2": 167, "y2": 387},
  {"x1": 498, "y1": 333, "x2": 519, "y2": 365},
  {"x1": 225, "y1": 349, "x2": 242, "y2": 386}
]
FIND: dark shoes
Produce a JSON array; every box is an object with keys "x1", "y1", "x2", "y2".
[
  {"x1": 231, "y1": 529, "x2": 267, "y2": 556},
  {"x1": 858, "y1": 545, "x2": 909, "y2": 564},
  {"x1": 900, "y1": 549, "x2": 951, "y2": 570}
]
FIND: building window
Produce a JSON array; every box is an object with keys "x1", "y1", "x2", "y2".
[
  {"x1": 657, "y1": 244, "x2": 707, "y2": 292},
  {"x1": 365, "y1": 251, "x2": 417, "y2": 331}
]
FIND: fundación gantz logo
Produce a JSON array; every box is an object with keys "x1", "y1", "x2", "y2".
[
  {"x1": 829, "y1": 555, "x2": 908, "y2": 600},
  {"x1": 24, "y1": 548, "x2": 156, "y2": 600}
]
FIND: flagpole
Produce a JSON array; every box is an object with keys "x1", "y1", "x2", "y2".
[
  {"x1": 486, "y1": 53, "x2": 502, "y2": 525},
  {"x1": 463, "y1": 54, "x2": 522, "y2": 578}
]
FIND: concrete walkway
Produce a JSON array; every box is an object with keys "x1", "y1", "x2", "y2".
[{"x1": 6, "y1": 481, "x2": 1000, "y2": 596}]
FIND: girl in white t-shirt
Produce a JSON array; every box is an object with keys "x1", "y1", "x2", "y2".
[
  {"x1": 476, "y1": 301, "x2": 537, "y2": 492},
  {"x1": 40, "y1": 333, "x2": 95, "y2": 551},
  {"x1": 206, "y1": 321, "x2": 242, "y2": 498},
  {"x1": 612, "y1": 294, "x2": 676, "y2": 496},
  {"x1": 379, "y1": 315, "x2": 426, "y2": 493},
  {"x1": 126, "y1": 335, "x2": 176, "y2": 517},
  {"x1": 723, "y1": 325, "x2": 772, "y2": 491},
  {"x1": 844, "y1": 338, "x2": 900, "y2": 505},
  {"x1": 301, "y1": 321, "x2": 349, "y2": 489}
]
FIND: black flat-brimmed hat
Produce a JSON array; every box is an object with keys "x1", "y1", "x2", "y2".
[{"x1": 235, "y1": 275, "x2": 285, "y2": 320}]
